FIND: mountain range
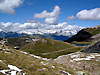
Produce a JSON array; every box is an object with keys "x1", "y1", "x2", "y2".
[{"x1": 0, "y1": 31, "x2": 69, "y2": 41}]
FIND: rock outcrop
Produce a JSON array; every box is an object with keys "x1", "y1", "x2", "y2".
[{"x1": 82, "y1": 40, "x2": 100, "y2": 53}]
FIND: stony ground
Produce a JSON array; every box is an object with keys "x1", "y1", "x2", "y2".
[{"x1": 54, "y1": 52, "x2": 100, "y2": 75}]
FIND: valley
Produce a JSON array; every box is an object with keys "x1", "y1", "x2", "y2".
[{"x1": 0, "y1": 25, "x2": 100, "y2": 75}]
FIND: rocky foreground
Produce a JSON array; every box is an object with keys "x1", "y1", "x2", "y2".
[{"x1": 54, "y1": 52, "x2": 100, "y2": 75}]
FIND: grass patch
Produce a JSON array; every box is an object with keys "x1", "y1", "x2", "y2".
[
  {"x1": 20, "y1": 38, "x2": 78, "y2": 58},
  {"x1": 84, "y1": 27, "x2": 100, "y2": 36},
  {"x1": 40, "y1": 47, "x2": 82, "y2": 58},
  {"x1": 0, "y1": 46, "x2": 75, "y2": 75},
  {"x1": 6, "y1": 37, "x2": 29, "y2": 48},
  {"x1": 0, "y1": 61, "x2": 8, "y2": 70}
]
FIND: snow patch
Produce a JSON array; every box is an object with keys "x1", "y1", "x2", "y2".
[
  {"x1": 8, "y1": 65, "x2": 22, "y2": 72},
  {"x1": 0, "y1": 70, "x2": 10, "y2": 74},
  {"x1": 30, "y1": 54, "x2": 41, "y2": 59},
  {"x1": 71, "y1": 54, "x2": 80, "y2": 58},
  {"x1": 70, "y1": 60, "x2": 74, "y2": 62},
  {"x1": 52, "y1": 65, "x2": 55, "y2": 68},
  {"x1": 30, "y1": 54, "x2": 50, "y2": 61},
  {"x1": 54, "y1": 55, "x2": 67, "y2": 60},
  {"x1": 11, "y1": 71, "x2": 16, "y2": 75},
  {"x1": 0, "y1": 60, "x2": 3, "y2": 62},
  {"x1": 87, "y1": 55, "x2": 95, "y2": 59},
  {"x1": 20, "y1": 50, "x2": 50, "y2": 61},
  {"x1": 73, "y1": 58, "x2": 91, "y2": 61},
  {"x1": 40, "y1": 61, "x2": 49, "y2": 66},
  {"x1": 0, "y1": 65, "x2": 25, "y2": 75},
  {"x1": 73, "y1": 55, "x2": 95, "y2": 61},
  {"x1": 20, "y1": 51, "x2": 28, "y2": 55},
  {"x1": 95, "y1": 54, "x2": 100, "y2": 57}
]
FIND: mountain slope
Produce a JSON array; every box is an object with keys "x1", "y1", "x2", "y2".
[
  {"x1": 64, "y1": 26, "x2": 100, "y2": 47},
  {"x1": 0, "y1": 31, "x2": 26, "y2": 38},
  {"x1": 82, "y1": 40, "x2": 100, "y2": 53},
  {"x1": 0, "y1": 31, "x2": 70, "y2": 41},
  {"x1": 43, "y1": 34, "x2": 69, "y2": 41},
  {"x1": 5, "y1": 35, "x2": 43, "y2": 48},
  {"x1": 0, "y1": 45, "x2": 74, "y2": 75},
  {"x1": 20, "y1": 38, "x2": 82, "y2": 58},
  {"x1": 65, "y1": 26, "x2": 100, "y2": 43},
  {"x1": 64, "y1": 29, "x2": 92, "y2": 43}
]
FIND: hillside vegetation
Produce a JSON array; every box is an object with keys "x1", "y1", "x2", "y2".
[
  {"x1": 21, "y1": 38, "x2": 82, "y2": 58},
  {"x1": 65, "y1": 26, "x2": 100, "y2": 46},
  {"x1": 5, "y1": 35, "x2": 43, "y2": 48},
  {"x1": 6, "y1": 37, "x2": 28, "y2": 48},
  {"x1": 84, "y1": 27, "x2": 100, "y2": 36},
  {"x1": 0, "y1": 45, "x2": 75, "y2": 75}
]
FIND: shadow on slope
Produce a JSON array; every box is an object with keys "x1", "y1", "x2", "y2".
[
  {"x1": 81, "y1": 40, "x2": 100, "y2": 53},
  {"x1": 64, "y1": 29, "x2": 92, "y2": 43}
]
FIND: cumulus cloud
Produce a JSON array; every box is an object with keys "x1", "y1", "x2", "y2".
[
  {"x1": 0, "y1": 22, "x2": 41, "y2": 32},
  {"x1": 25, "y1": 20, "x2": 40, "y2": 23},
  {"x1": 34, "y1": 6, "x2": 60, "y2": 24},
  {"x1": 45, "y1": 18, "x2": 58, "y2": 25},
  {"x1": 67, "y1": 15, "x2": 75, "y2": 20},
  {"x1": 0, "y1": 5, "x2": 83, "y2": 36},
  {"x1": 77, "y1": 8, "x2": 100, "y2": 20},
  {"x1": 34, "y1": 6, "x2": 60, "y2": 18},
  {"x1": 0, "y1": 22, "x2": 82, "y2": 36},
  {"x1": 0, "y1": 0, "x2": 24, "y2": 14}
]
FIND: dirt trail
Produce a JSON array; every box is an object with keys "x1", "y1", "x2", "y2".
[{"x1": 41, "y1": 47, "x2": 78, "y2": 55}]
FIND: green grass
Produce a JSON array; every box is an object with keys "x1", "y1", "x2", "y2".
[
  {"x1": 0, "y1": 61, "x2": 8, "y2": 70},
  {"x1": 40, "y1": 47, "x2": 82, "y2": 58},
  {"x1": 20, "y1": 38, "x2": 82, "y2": 58},
  {"x1": 0, "y1": 46, "x2": 75, "y2": 75},
  {"x1": 84, "y1": 27, "x2": 100, "y2": 36},
  {"x1": 6, "y1": 37, "x2": 29, "y2": 48},
  {"x1": 5, "y1": 35, "x2": 43, "y2": 48}
]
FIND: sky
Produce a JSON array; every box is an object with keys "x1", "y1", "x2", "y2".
[{"x1": 0, "y1": 0, "x2": 100, "y2": 35}]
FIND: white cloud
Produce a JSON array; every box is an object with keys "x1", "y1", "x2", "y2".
[
  {"x1": 67, "y1": 15, "x2": 75, "y2": 20},
  {"x1": 25, "y1": 20, "x2": 40, "y2": 23},
  {"x1": 77, "y1": 8, "x2": 100, "y2": 20},
  {"x1": 34, "y1": 6, "x2": 60, "y2": 24},
  {"x1": 0, "y1": 0, "x2": 24, "y2": 14},
  {"x1": 34, "y1": 6, "x2": 60, "y2": 18},
  {"x1": 45, "y1": 18, "x2": 58, "y2": 25},
  {"x1": 0, "y1": 5, "x2": 83, "y2": 36},
  {"x1": 0, "y1": 22, "x2": 82, "y2": 36}
]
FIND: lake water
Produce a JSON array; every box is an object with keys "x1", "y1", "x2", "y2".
[{"x1": 72, "y1": 43, "x2": 89, "y2": 46}]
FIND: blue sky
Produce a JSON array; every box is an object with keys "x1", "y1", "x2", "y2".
[
  {"x1": 0, "y1": 0, "x2": 100, "y2": 36},
  {"x1": 0, "y1": 0, "x2": 100, "y2": 27}
]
